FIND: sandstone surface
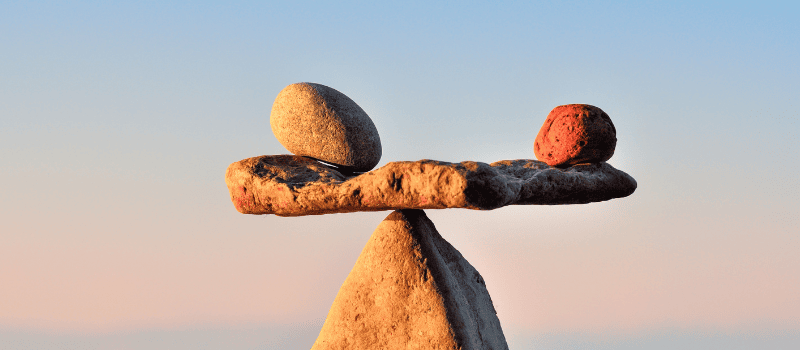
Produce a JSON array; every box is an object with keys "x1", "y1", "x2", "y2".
[
  {"x1": 270, "y1": 82, "x2": 382, "y2": 172},
  {"x1": 312, "y1": 209, "x2": 508, "y2": 350},
  {"x1": 534, "y1": 104, "x2": 617, "y2": 167},
  {"x1": 225, "y1": 155, "x2": 637, "y2": 216}
]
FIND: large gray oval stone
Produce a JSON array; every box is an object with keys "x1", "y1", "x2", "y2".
[{"x1": 270, "y1": 83, "x2": 382, "y2": 172}]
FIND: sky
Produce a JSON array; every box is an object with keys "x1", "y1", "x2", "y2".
[{"x1": 1, "y1": 1, "x2": 799, "y2": 349}]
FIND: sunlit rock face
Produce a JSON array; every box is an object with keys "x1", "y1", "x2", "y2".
[
  {"x1": 224, "y1": 155, "x2": 637, "y2": 216},
  {"x1": 311, "y1": 209, "x2": 509, "y2": 350},
  {"x1": 534, "y1": 104, "x2": 617, "y2": 167},
  {"x1": 270, "y1": 82, "x2": 382, "y2": 172}
]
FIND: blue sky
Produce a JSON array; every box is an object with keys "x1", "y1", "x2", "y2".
[{"x1": 2, "y1": 1, "x2": 799, "y2": 349}]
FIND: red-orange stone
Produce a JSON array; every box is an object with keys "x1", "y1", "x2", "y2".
[{"x1": 534, "y1": 104, "x2": 616, "y2": 167}]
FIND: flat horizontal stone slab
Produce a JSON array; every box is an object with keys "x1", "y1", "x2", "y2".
[{"x1": 225, "y1": 155, "x2": 637, "y2": 217}]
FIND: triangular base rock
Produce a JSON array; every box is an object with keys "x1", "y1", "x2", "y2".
[{"x1": 311, "y1": 209, "x2": 508, "y2": 350}]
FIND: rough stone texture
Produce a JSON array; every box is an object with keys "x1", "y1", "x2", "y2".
[
  {"x1": 270, "y1": 82, "x2": 382, "y2": 172},
  {"x1": 534, "y1": 104, "x2": 617, "y2": 167},
  {"x1": 225, "y1": 155, "x2": 637, "y2": 216},
  {"x1": 312, "y1": 209, "x2": 508, "y2": 350}
]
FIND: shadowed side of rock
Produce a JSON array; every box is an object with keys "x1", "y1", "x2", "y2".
[{"x1": 311, "y1": 209, "x2": 508, "y2": 350}]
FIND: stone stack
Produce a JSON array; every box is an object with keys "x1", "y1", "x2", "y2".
[{"x1": 226, "y1": 84, "x2": 638, "y2": 349}]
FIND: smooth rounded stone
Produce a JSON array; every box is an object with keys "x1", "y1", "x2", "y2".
[
  {"x1": 270, "y1": 82, "x2": 382, "y2": 172},
  {"x1": 534, "y1": 104, "x2": 617, "y2": 167}
]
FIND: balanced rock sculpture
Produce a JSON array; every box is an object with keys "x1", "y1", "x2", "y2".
[
  {"x1": 270, "y1": 82, "x2": 382, "y2": 172},
  {"x1": 226, "y1": 85, "x2": 637, "y2": 349},
  {"x1": 534, "y1": 104, "x2": 617, "y2": 167}
]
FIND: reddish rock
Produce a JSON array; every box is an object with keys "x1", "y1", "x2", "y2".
[{"x1": 534, "y1": 104, "x2": 616, "y2": 167}]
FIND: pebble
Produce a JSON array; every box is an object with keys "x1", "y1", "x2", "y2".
[
  {"x1": 534, "y1": 104, "x2": 616, "y2": 167},
  {"x1": 270, "y1": 83, "x2": 382, "y2": 172}
]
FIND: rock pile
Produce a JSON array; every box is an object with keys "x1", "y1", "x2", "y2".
[
  {"x1": 270, "y1": 82, "x2": 382, "y2": 173},
  {"x1": 534, "y1": 104, "x2": 617, "y2": 167},
  {"x1": 227, "y1": 85, "x2": 638, "y2": 350}
]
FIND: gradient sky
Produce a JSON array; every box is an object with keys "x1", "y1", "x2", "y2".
[{"x1": 2, "y1": 1, "x2": 799, "y2": 349}]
